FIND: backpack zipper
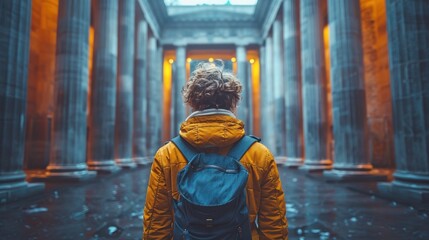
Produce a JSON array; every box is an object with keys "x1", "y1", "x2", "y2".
[
  {"x1": 238, "y1": 226, "x2": 242, "y2": 239},
  {"x1": 183, "y1": 229, "x2": 189, "y2": 240}
]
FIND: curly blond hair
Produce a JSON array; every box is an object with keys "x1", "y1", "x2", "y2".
[{"x1": 182, "y1": 61, "x2": 242, "y2": 111}]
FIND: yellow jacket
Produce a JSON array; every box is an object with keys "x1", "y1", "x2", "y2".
[{"x1": 143, "y1": 113, "x2": 288, "y2": 239}]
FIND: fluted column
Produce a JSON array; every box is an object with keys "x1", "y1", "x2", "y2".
[
  {"x1": 263, "y1": 36, "x2": 277, "y2": 154},
  {"x1": 283, "y1": 0, "x2": 304, "y2": 167},
  {"x1": 0, "y1": 0, "x2": 44, "y2": 202},
  {"x1": 236, "y1": 45, "x2": 251, "y2": 133},
  {"x1": 323, "y1": 0, "x2": 387, "y2": 181},
  {"x1": 114, "y1": 0, "x2": 136, "y2": 168},
  {"x1": 259, "y1": 45, "x2": 268, "y2": 139},
  {"x1": 172, "y1": 45, "x2": 186, "y2": 135},
  {"x1": 155, "y1": 46, "x2": 163, "y2": 149},
  {"x1": 24, "y1": 0, "x2": 58, "y2": 170},
  {"x1": 272, "y1": 19, "x2": 286, "y2": 158},
  {"x1": 299, "y1": 0, "x2": 332, "y2": 171},
  {"x1": 379, "y1": 0, "x2": 429, "y2": 202},
  {"x1": 147, "y1": 37, "x2": 161, "y2": 157},
  {"x1": 40, "y1": 0, "x2": 95, "y2": 181},
  {"x1": 87, "y1": 0, "x2": 120, "y2": 173},
  {"x1": 133, "y1": 20, "x2": 149, "y2": 166}
]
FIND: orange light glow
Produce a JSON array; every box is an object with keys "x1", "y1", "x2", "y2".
[
  {"x1": 186, "y1": 58, "x2": 192, "y2": 63},
  {"x1": 163, "y1": 51, "x2": 175, "y2": 142},
  {"x1": 231, "y1": 57, "x2": 237, "y2": 63},
  {"x1": 208, "y1": 57, "x2": 214, "y2": 62},
  {"x1": 247, "y1": 50, "x2": 260, "y2": 136}
]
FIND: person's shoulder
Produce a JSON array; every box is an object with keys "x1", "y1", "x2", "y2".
[
  {"x1": 250, "y1": 141, "x2": 270, "y2": 152},
  {"x1": 251, "y1": 142, "x2": 274, "y2": 158},
  {"x1": 155, "y1": 141, "x2": 177, "y2": 157},
  {"x1": 152, "y1": 141, "x2": 176, "y2": 164},
  {"x1": 154, "y1": 140, "x2": 188, "y2": 166},
  {"x1": 243, "y1": 140, "x2": 275, "y2": 168}
]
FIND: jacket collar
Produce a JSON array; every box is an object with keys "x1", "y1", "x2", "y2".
[
  {"x1": 185, "y1": 108, "x2": 236, "y2": 121},
  {"x1": 180, "y1": 109, "x2": 244, "y2": 149}
]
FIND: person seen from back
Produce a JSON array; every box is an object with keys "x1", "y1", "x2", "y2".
[{"x1": 143, "y1": 61, "x2": 288, "y2": 239}]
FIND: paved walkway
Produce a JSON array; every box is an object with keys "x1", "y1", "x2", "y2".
[{"x1": 0, "y1": 166, "x2": 428, "y2": 239}]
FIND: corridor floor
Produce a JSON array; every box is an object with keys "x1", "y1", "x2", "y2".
[{"x1": 1, "y1": 166, "x2": 428, "y2": 240}]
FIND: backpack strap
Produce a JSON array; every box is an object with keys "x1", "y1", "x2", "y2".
[
  {"x1": 171, "y1": 136, "x2": 198, "y2": 162},
  {"x1": 227, "y1": 135, "x2": 260, "y2": 161}
]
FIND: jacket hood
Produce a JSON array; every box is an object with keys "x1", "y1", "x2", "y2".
[{"x1": 179, "y1": 111, "x2": 245, "y2": 149}]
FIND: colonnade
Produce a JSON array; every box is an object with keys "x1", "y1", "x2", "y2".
[
  {"x1": 260, "y1": 0, "x2": 429, "y2": 200},
  {"x1": 1, "y1": 0, "x2": 428, "y2": 204},
  {"x1": 0, "y1": 0, "x2": 163, "y2": 202}
]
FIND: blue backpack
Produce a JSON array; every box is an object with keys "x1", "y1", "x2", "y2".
[{"x1": 171, "y1": 135, "x2": 260, "y2": 240}]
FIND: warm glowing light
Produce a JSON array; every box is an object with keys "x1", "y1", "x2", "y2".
[
  {"x1": 168, "y1": 59, "x2": 174, "y2": 64},
  {"x1": 249, "y1": 58, "x2": 255, "y2": 64},
  {"x1": 231, "y1": 57, "x2": 237, "y2": 63},
  {"x1": 187, "y1": 58, "x2": 192, "y2": 63},
  {"x1": 208, "y1": 57, "x2": 214, "y2": 62}
]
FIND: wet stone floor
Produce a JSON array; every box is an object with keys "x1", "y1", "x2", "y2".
[{"x1": 0, "y1": 166, "x2": 428, "y2": 240}]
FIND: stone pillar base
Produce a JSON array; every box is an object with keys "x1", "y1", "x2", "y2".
[
  {"x1": 299, "y1": 159, "x2": 332, "y2": 173},
  {"x1": 27, "y1": 170, "x2": 97, "y2": 182},
  {"x1": 134, "y1": 157, "x2": 152, "y2": 167},
  {"x1": 115, "y1": 158, "x2": 137, "y2": 169},
  {"x1": 323, "y1": 169, "x2": 389, "y2": 182},
  {"x1": 283, "y1": 157, "x2": 303, "y2": 168},
  {"x1": 88, "y1": 160, "x2": 121, "y2": 174},
  {"x1": 378, "y1": 182, "x2": 429, "y2": 203},
  {"x1": 0, "y1": 182, "x2": 45, "y2": 204},
  {"x1": 275, "y1": 156, "x2": 287, "y2": 165}
]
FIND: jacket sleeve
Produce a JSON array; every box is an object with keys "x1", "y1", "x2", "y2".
[
  {"x1": 257, "y1": 152, "x2": 288, "y2": 240},
  {"x1": 143, "y1": 150, "x2": 173, "y2": 239}
]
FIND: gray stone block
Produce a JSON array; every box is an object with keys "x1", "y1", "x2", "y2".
[
  {"x1": 115, "y1": 158, "x2": 137, "y2": 169},
  {"x1": 28, "y1": 170, "x2": 97, "y2": 183},
  {"x1": 0, "y1": 183, "x2": 44, "y2": 204},
  {"x1": 324, "y1": 169, "x2": 389, "y2": 182},
  {"x1": 378, "y1": 182, "x2": 429, "y2": 204}
]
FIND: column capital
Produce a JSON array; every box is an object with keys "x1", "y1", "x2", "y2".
[
  {"x1": 173, "y1": 43, "x2": 187, "y2": 48},
  {"x1": 235, "y1": 46, "x2": 246, "y2": 61}
]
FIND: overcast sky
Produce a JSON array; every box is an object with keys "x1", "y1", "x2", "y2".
[{"x1": 166, "y1": 0, "x2": 257, "y2": 5}]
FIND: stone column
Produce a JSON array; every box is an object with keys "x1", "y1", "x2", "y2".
[
  {"x1": 378, "y1": 0, "x2": 429, "y2": 202},
  {"x1": 246, "y1": 62, "x2": 254, "y2": 134},
  {"x1": 24, "y1": 0, "x2": 58, "y2": 170},
  {"x1": 147, "y1": 37, "x2": 161, "y2": 157},
  {"x1": 272, "y1": 19, "x2": 286, "y2": 158},
  {"x1": 172, "y1": 45, "x2": 187, "y2": 135},
  {"x1": 323, "y1": 0, "x2": 387, "y2": 181},
  {"x1": 259, "y1": 45, "x2": 267, "y2": 139},
  {"x1": 114, "y1": 0, "x2": 136, "y2": 168},
  {"x1": 299, "y1": 0, "x2": 332, "y2": 171},
  {"x1": 31, "y1": 0, "x2": 96, "y2": 181},
  {"x1": 236, "y1": 45, "x2": 251, "y2": 133},
  {"x1": 156, "y1": 45, "x2": 163, "y2": 146},
  {"x1": 283, "y1": 0, "x2": 304, "y2": 167},
  {"x1": 170, "y1": 62, "x2": 177, "y2": 139},
  {"x1": 0, "y1": 0, "x2": 44, "y2": 202},
  {"x1": 87, "y1": 0, "x2": 120, "y2": 173},
  {"x1": 133, "y1": 20, "x2": 149, "y2": 166},
  {"x1": 264, "y1": 36, "x2": 277, "y2": 154}
]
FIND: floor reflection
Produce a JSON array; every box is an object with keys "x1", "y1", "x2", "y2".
[{"x1": 0, "y1": 166, "x2": 428, "y2": 239}]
